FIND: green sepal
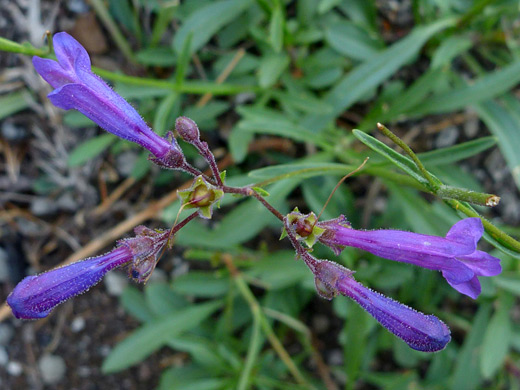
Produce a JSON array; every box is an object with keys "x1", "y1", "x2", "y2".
[
  {"x1": 285, "y1": 207, "x2": 325, "y2": 248},
  {"x1": 219, "y1": 170, "x2": 226, "y2": 183},
  {"x1": 178, "y1": 175, "x2": 224, "y2": 219},
  {"x1": 253, "y1": 187, "x2": 270, "y2": 197}
]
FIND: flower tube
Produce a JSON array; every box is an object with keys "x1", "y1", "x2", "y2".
[
  {"x1": 283, "y1": 215, "x2": 451, "y2": 352},
  {"x1": 313, "y1": 260, "x2": 451, "y2": 352},
  {"x1": 318, "y1": 217, "x2": 501, "y2": 299},
  {"x1": 7, "y1": 227, "x2": 170, "y2": 319},
  {"x1": 7, "y1": 247, "x2": 132, "y2": 319},
  {"x1": 32, "y1": 32, "x2": 185, "y2": 168}
]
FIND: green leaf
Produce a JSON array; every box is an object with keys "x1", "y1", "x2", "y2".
[
  {"x1": 102, "y1": 300, "x2": 222, "y2": 373},
  {"x1": 68, "y1": 134, "x2": 116, "y2": 166},
  {"x1": 431, "y1": 35, "x2": 473, "y2": 69},
  {"x1": 249, "y1": 162, "x2": 355, "y2": 181},
  {"x1": 257, "y1": 53, "x2": 290, "y2": 88},
  {"x1": 418, "y1": 136, "x2": 496, "y2": 167},
  {"x1": 475, "y1": 96, "x2": 520, "y2": 189},
  {"x1": 269, "y1": 5, "x2": 284, "y2": 53},
  {"x1": 172, "y1": 272, "x2": 230, "y2": 297},
  {"x1": 352, "y1": 130, "x2": 428, "y2": 185},
  {"x1": 135, "y1": 47, "x2": 176, "y2": 66},
  {"x1": 246, "y1": 251, "x2": 309, "y2": 290},
  {"x1": 450, "y1": 304, "x2": 491, "y2": 390},
  {"x1": 175, "y1": 34, "x2": 193, "y2": 86},
  {"x1": 120, "y1": 286, "x2": 155, "y2": 323},
  {"x1": 325, "y1": 21, "x2": 382, "y2": 61},
  {"x1": 145, "y1": 283, "x2": 188, "y2": 316},
  {"x1": 173, "y1": 0, "x2": 253, "y2": 54},
  {"x1": 493, "y1": 274, "x2": 520, "y2": 295},
  {"x1": 153, "y1": 92, "x2": 179, "y2": 136},
  {"x1": 318, "y1": 0, "x2": 342, "y2": 14},
  {"x1": 131, "y1": 151, "x2": 151, "y2": 180},
  {"x1": 301, "y1": 18, "x2": 455, "y2": 131},
  {"x1": 158, "y1": 366, "x2": 226, "y2": 390},
  {"x1": 480, "y1": 295, "x2": 512, "y2": 378},
  {"x1": 183, "y1": 101, "x2": 230, "y2": 130},
  {"x1": 228, "y1": 126, "x2": 253, "y2": 163},
  {"x1": 409, "y1": 60, "x2": 520, "y2": 116},
  {"x1": 0, "y1": 90, "x2": 31, "y2": 119},
  {"x1": 63, "y1": 111, "x2": 95, "y2": 127},
  {"x1": 237, "y1": 107, "x2": 329, "y2": 147}
]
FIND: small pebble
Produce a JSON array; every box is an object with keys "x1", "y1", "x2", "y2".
[
  {"x1": 1, "y1": 121, "x2": 28, "y2": 142},
  {"x1": 38, "y1": 354, "x2": 66, "y2": 385},
  {"x1": 463, "y1": 113, "x2": 479, "y2": 138},
  {"x1": 435, "y1": 126, "x2": 459, "y2": 149},
  {"x1": 328, "y1": 349, "x2": 344, "y2": 366},
  {"x1": 56, "y1": 192, "x2": 79, "y2": 212},
  {"x1": 67, "y1": 0, "x2": 90, "y2": 13},
  {"x1": 98, "y1": 345, "x2": 111, "y2": 357},
  {"x1": 71, "y1": 317, "x2": 86, "y2": 333},
  {"x1": 0, "y1": 324, "x2": 14, "y2": 345},
  {"x1": 116, "y1": 151, "x2": 138, "y2": 177},
  {"x1": 0, "y1": 347, "x2": 8, "y2": 366},
  {"x1": 30, "y1": 198, "x2": 58, "y2": 217},
  {"x1": 7, "y1": 361, "x2": 23, "y2": 376},
  {"x1": 78, "y1": 366, "x2": 91, "y2": 377},
  {"x1": 0, "y1": 248, "x2": 9, "y2": 283},
  {"x1": 312, "y1": 314, "x2": 330, "y2": 333},
  {"x1": 104, "y1": 272, "x2": 128, "y2": 297}
]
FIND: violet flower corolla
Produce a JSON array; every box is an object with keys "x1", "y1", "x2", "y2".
[
  {"x1": 7, "y1": 227, "x2": 169, "y2": 320},
  {"x1": 316, "y1": 216, "x2": 501, "y2": 299},
  {"x1": 283, "y1": 217, "x2": 451, "y2": 352},
  {"x1": 32, "y1": 32, "x2": 185, "y2": 169},
  {"x1": 313, "y1": 259, "x2": 451, "y2": 352}
]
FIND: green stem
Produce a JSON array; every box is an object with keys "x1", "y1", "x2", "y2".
[
  {"x1": 234, "y1": 275, "x2": 313, "y2": 388},
  {"x1": 377, "y1": 123, "x2": 441, "y2": 191},
  {"x1": 0, "y1": 37, "x2": 47, "y2": 56},
  {"x1": 88, "y1": 0, "x2": 136, "y2": 63},
  {"x1": 438, "y1": 185, "x2": 500, "y2": 207},
  {"x1": 93, "y1": 66, "x2": 259, "y2": 94},
  {"x1": 237, "y1": 315, "x2": 262, "y2": 390}
]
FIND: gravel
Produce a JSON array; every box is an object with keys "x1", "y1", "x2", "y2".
[
  {"x1": 104, "y1": 272, "x2": 129, "y2": 297},
  {"x1": 38, "y1": 354, "x2": 67, "y2": 384}
]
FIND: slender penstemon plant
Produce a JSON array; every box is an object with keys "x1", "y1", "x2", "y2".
[{"x1": 6, "y1": 33, "x2": 505, "y2": 358}]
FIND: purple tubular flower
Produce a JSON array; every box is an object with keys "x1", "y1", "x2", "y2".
[
  {"x1": 7, "y1": 247, "x2": 132, "y2": 320},
  {"x1": 318, "y1": 217, "x2": 501, "y2": 299},
  {"x1": 7, "y1": 226, "x2": 170, "y2": 320},
  {"x1": 32, "y1": 32, "x2": 184, "y2": 166},
  {"x1": 314, "y1": 260, "x2": 451, "y2": 352}
]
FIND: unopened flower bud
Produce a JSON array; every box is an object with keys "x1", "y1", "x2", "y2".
[{"x1": 176, "y1": 116, "x2": 200, "y2": 144}]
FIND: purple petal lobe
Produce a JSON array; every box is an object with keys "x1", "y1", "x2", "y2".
[
  {"x1": 318, "y1": 218, "x2": 502, "y2": 299},
  {"x1": 32, "y1": 32, "x2": 183, "y2": 163},
  {"x1": 52, "y1": 32, "x2": 91, "y2": 74},
  {"x1": 32, "y1": 57, "x2": 76, "y2": 89},
  {"x1": 445, "y1": 218, "x2": 483, "y2": 248},
  {"x1": 444, "y1": 274, "x2": 481, "y2": 299},
  {"x1": 457, "y1": 250, "x2": 502, "y2": 277},
  {"x1": 7, "y1": 247, "x2": 131, "y2": 320}
]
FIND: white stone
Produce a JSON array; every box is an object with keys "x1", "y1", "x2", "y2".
[
  {"x1": 71, "y1": 317, "x2": 86, "y2": 333},
  {"x1": 104, "y1": 272, "x2": 128, "y2": 297},
  {"x1": 7, "y1": 361, "x2": 22, "y2": 376},
  {"x1": 38, "y1": 354, "x2": 66, "y2": 385}
]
